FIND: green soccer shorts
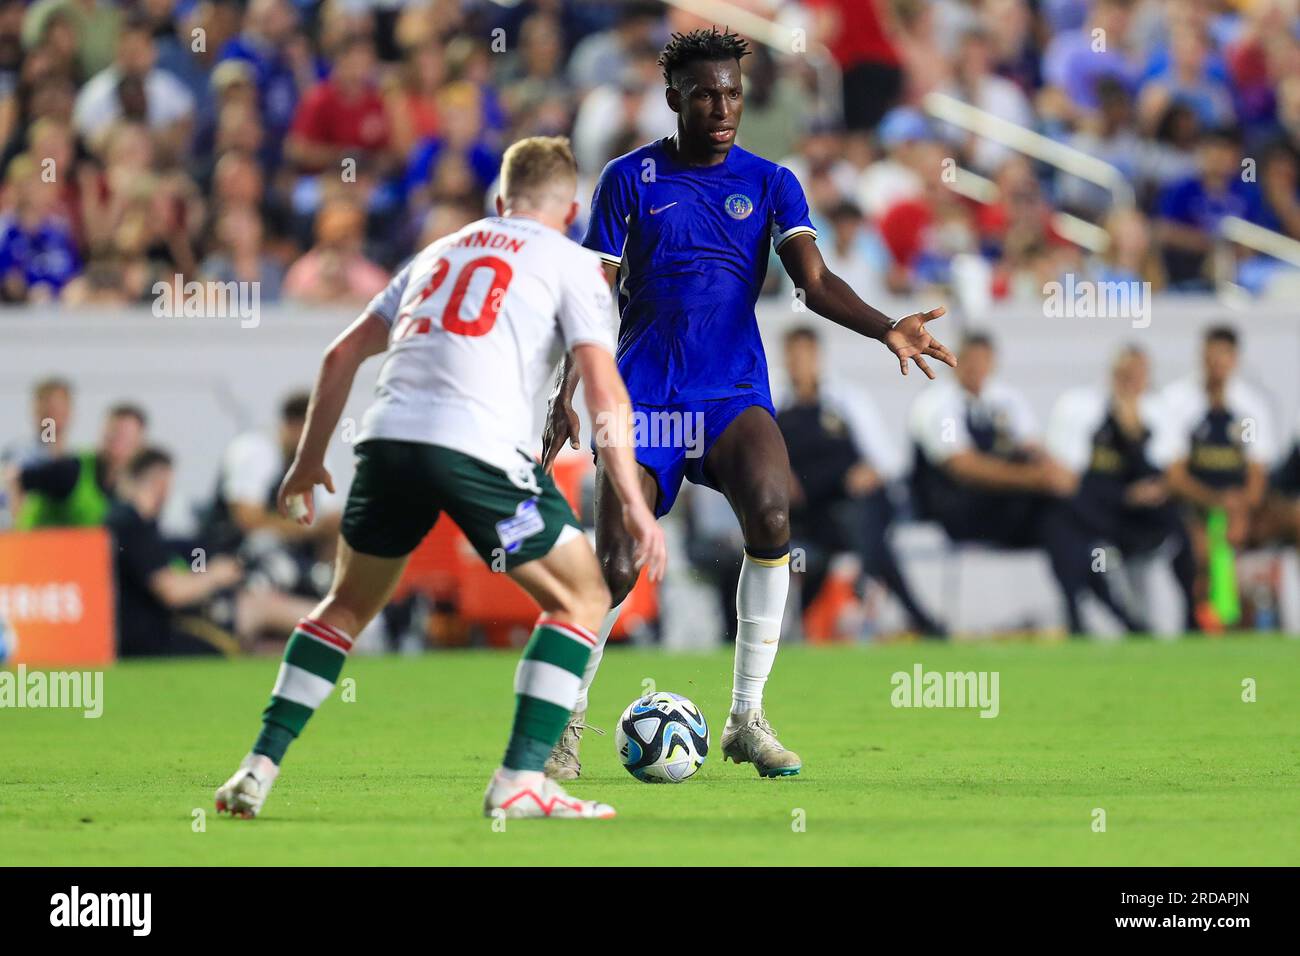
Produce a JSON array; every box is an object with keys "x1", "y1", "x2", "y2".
[{"x1": 341, "y1": 439, "x2": 582, "y2": 570}]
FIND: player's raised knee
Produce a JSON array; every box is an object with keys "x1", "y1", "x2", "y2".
[
  {"x1": 744, "y1": 497, "x2": 790, "y2": 551},
  {"x1": 599, "y1": 550, "x2": 640, "y2": 606}
]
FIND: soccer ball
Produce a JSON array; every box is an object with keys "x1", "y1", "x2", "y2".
[{"x1": 615, "y1": 691, "x2": 709, "y2": 783}]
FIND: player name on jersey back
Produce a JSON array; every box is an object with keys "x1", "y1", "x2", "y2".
[{"x1": 356, "y1": 216, "x2": 615, "y2": 476}]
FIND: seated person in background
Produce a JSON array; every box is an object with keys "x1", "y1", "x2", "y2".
[
  {"x1": 1155, "y1": 126, "x2": 1269, "y2": 289},
  {"x1": 1047, "y1": 345, "x2": 1198, "y2": 632},
  {"x1": 111, "y1": 447, "x2": 315, "y2": 656},
  {"x1": 776, "y1": 326, "x2": 943, "y2": 637},
  {"x1": 108, "y1": 448, "x2": 245, "y2": 657},
  {"x1": 203, "y1": 391, "x2": 336, "y2": 637},
  {"x1": 0, "y1": 376, "x2": 73, "y2": 529},
  {"x1": 10, "y1": 402, "x2": 146, "y2": 530},
  {"x1": 1155, "y1": 325, "x2": 1279, "y2": 627},
  {"x1": 909, "y1": 332, "x2": 1138, "y2": 633}
]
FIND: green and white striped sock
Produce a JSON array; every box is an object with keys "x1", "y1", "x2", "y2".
[
  {"x1": 503, "y1": 616, "x2": 597, "y2": 771},
  {"x1": 253, "y1": 617, "x2": 354, "y2": 765}
]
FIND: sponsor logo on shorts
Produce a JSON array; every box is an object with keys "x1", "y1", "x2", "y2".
[{"x1": 496, "y1": 499, "x2": 546, "y2": 554}]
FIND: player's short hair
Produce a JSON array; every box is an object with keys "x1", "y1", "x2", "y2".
[
  {"x1": 960, "y1": 332, "x2": 995, "y2": 353},
  {"x1": 659, "y1": 27, "x2": 751, "y2": 86},
  {"x1": 108, "y1": 402, "x2": 148, "y2": 428},
  {"x1": 499, "y1": 136, "x2": 578, "y2": 207},
  {"x1": 784, "y1": 326, "x2": 819, "y2": 347},
  {"x1": 124, "y1": 446, "x2": 173, "y2": 481},
  {"x1": 33, "y1": 376, "x2": 72, "y2": 401},
  {"x1": 1204, "y1": 324, "x2": 1239, "y2": 348}
]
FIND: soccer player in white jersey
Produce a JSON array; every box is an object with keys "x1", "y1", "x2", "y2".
[{"x1": 215, "y1": 137, "x2": 666, "y2": 821}]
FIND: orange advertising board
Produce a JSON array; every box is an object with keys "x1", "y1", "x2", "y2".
[{"x1": 0, "y1": 527, "x2": 116, "y2": 666}]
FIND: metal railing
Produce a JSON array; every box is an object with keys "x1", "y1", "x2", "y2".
[
  {"x1": 925, "y1": 91, "x2": 1300, "y2": 288},
  {"x1": 1219, "y1": 216, "x2": 1300, "y2": 269},
  {"x1": 922, "y1": 91, "x2": 1135, "y2": 208},
  {"x1": 945, "y1": 167, "x2": 1112, "y2": 253}
]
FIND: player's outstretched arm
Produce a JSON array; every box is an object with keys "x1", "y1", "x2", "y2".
[
  {"x1": 278, "y1": 311, "x2": 390, "y2": 525},
  {"x1": 571, "y1": 343, "x2": 666, "y2": 581},
  {"x1": 778, "y1": 234, "x2": 956, "y2": 380}
]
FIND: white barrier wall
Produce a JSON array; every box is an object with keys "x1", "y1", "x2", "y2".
[{"x1": 2, "y1": 298, "x2": 1298, "y2": 636}]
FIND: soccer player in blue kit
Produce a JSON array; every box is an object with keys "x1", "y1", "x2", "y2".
[{"x1": 541, "y1": 28, "x2": 954, "y2": 779}]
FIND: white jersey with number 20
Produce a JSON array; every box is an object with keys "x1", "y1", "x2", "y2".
[{"x1": 357, "y1": 216, "x2": 615, "y2": 475}]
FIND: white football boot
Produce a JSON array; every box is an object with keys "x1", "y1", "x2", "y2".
[
  {"x1": 721, "y1": 709, "x2": 802, "y2": 777},
  {"x1": 483, "y1": 769, "x2": 615, "y2": 819},
  {"x1": 215, "y1": 753, "x2": 280, "y2": 819}
]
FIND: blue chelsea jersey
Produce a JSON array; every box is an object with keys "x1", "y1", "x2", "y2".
[{"x1": 582, "y1": 139, "x2": 817, "y2": 406}]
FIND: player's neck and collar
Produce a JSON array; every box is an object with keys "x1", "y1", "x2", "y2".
[
  {"x1": 495, "y1": 209, "x2": 566, "y2": 234},
  {"x1": 660, "y1": 131, "x2": 737, "y2": 169}
]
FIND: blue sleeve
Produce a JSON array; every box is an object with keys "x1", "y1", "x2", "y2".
[
  {"x1": 468, "y1": 144, "x2": 501, "y2": 190},
  {"x1": 770, "y1": 166, "x2": 817, "y2": 251},
  {"x1": 1157, "y1": 179, "x2": 1196, "y2": 223},
  {"x1": 402, "y1": 138, "x2": 440, "y2": 197},
  {"x1": 582, "y1": 160, "x2": 632, "y2": 265},
  {"x1": 216, "y1": 38, "x2": 251, "y2": 67}
]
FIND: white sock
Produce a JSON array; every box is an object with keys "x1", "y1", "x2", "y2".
[
  {"x1": 732, "y1": 551, "x2": 790, "y2": 714},
  {"x1": 573, "y1": 600, "x2": 624, "y2": 714}
]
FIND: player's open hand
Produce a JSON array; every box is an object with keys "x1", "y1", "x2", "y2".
[
  {"x1": 541, "y1": 392, "x2": 581, "y2": 473},
  {"x1": 623, "y1": 501, "x2": 667, "y2": 583},
  {"x1": 883, "y1": 306, "x2": 956, "y2": 380},
  {"x1": 277, "y1": 460, "x2": 335, "y2": 525}
]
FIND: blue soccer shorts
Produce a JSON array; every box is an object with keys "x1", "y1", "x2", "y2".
[{"x1": 593, "y1": 392, "x2": 776, "y2": 518}]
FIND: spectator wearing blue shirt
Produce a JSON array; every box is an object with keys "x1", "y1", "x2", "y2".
[
  {"x1": 0, "y1": 153, "x2": 80, "y2": 302},
  {"x1": 1156, "y1": 125, "x2": 1268, "y2": 288},
  {"x1": 1137, "y1": 22, "x2": 1235, "y2": 134},
  {"x1": 401, "y1": 82, "x2": 501, "y2": 210},
  {"x1": 216, "y1": 0, "x2": 316, "y2": 161},
  {"x1": 1041, "y1": 0, "x2": 1140, "y2": 113}
]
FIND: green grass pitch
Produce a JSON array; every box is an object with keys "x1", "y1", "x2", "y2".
[{"x1": 2, "y1": 636, "x2": 1297, "y2": 866}]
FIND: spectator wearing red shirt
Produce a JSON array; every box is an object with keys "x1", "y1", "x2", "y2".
[
  {"x1": 286, "y1": 35, "x2": 393, "y2": 177},
  {"x1": 807, "y1": 0, "x2": 902, "y2": 131}
]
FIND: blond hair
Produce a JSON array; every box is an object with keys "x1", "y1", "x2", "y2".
[{"x1": 499, "y1": 136, "x2": 577, "y2": 208}]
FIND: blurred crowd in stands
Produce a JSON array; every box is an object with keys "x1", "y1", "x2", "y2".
[{"x1": 0, "y1": 0, "x2": 1298, "y2": 310}]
